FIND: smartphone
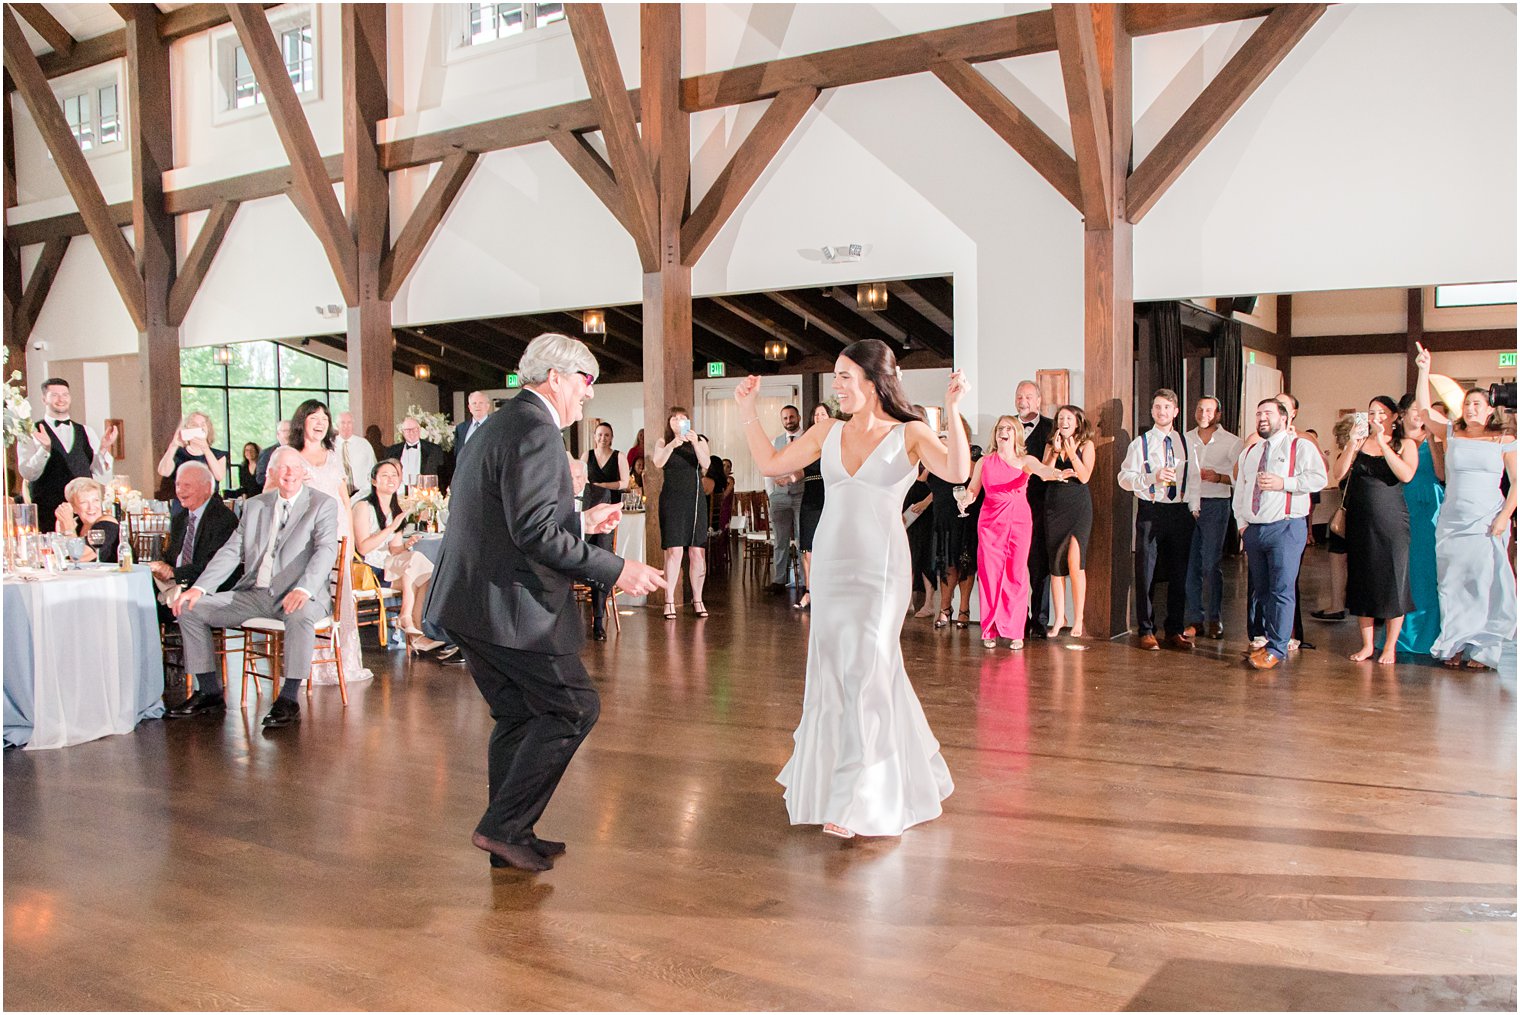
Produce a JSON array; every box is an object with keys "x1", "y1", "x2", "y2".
[
  {"x1": 677, "y1": 420, "x2": 691, "y2": 436},
  {"x1": 1352, "y1": 411, "x2": 1368, "y2": 430},
  {"x1": 181, "y1": 427, "x2": 206, "y2": 442}
]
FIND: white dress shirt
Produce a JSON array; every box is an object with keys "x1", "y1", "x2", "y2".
[
  {"x1": 336, "y1": 435, "x2": 377, "y2": 499},
  {"x1": 523, "y1": 386, "x2": 563, "y2": 429},
  {"x1": 177, "y1": 499, "x2": 210, "y2": 568},
  {"x1": 17, "y1": 416, "x2": 115, "y2": 483},
  {"x1": 1232, "y1": 429, "x2": 1328, "y2": 526},
  {"x1": 1187, "y1": 426, "x2": 1243, "y2": 500},
  {"x1": 1118, "y1": 427, "x2": 1201, "y2": 513},
  {"x1": 399, "y1": 444, "x2": 422, "y2": 484}
]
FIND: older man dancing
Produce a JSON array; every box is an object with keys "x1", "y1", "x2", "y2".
[
  {"x1": 426, "y1": 334, "x2": 665, "y2": 872},
  {"x1": 169, "y1": 446, "x2": 340, "y2": 727}
]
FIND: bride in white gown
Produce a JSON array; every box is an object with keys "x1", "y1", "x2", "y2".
[{"x1": 736, "y1": 339, "x2": 970, "y2": 838}]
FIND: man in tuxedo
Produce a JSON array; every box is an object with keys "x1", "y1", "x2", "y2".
[
  {"x1": 150, "y1": 462, "x2": 240, "y2": 624},
  {"x1": 385, "y1": 416, "x2": 448, "y2": 490},
  {"x1": 169, "y1": 447, "x2": 340, "y2": 728},
  {"x1": 425, "y1": 333, "x2": 665, "y2": 873},
  {"x1": 334, "y1": 411, "x2": 377, "y2": 499},
  {"x1": 1015, "y1": 380, "x2": 1054, "y2": 637},
  {"x1": 253, "y1": 419, "x2": 291, "y2": 491},
  {"x1": 17, "y1": 377, "x2": 117, "y2": 532}
]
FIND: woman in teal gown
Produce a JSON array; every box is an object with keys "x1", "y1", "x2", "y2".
[{"x1": 1393, "y1": 399, "x2": 1444, "y2": 656}]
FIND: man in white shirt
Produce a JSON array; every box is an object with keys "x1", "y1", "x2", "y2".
[
  {"x1": 1118, "y1": 388, "x2": 1201, "y2": 650},
  {"x1": 766, "y1": 404, "x2": 804, "y2": 594},
  {"x1": 1184, "y1": 396, "x2": 1242, "y2": 641},
  {"x1": 334, "y1": 411, "x2": 377, "y2": 500},
  {"x1": 17, "y1": 377, "x2": 117, "y2": 532},
  {"x1": 1233, "y1": 397, "x2": 1328, "y2": 670}
]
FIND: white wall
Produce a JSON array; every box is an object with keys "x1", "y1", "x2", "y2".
[
  {"x1": 1293, "y1": 287, "x2": 1408, "y2": 337},
  {"x1": 1290, "y1": 353, "x2": 1407, "y2": 444}
]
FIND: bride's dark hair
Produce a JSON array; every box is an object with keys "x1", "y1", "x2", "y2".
[{"x1": 839, "y1": 339, "x2": 923, "y2": 425}]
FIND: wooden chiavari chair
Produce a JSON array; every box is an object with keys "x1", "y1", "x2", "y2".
[{"x1": 240, "y1": 538, "x2": 350, "y2": 707}]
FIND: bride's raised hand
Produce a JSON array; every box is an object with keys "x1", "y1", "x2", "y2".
[{"x1": 946, "y1": 369, "x2": 969, "y2": 409}]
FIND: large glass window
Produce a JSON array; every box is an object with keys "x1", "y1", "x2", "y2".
[
  {"x1": 462, "y1": 3, "x2": 563, "y2": 46},
  {"x1": 224, "y1": 12, "x2": 317, "y2": 111},
  {"x1": 181, "y1": 341, "x2": 349, "y2": 491}
]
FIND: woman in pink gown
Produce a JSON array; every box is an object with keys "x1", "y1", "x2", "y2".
[{"x1": 960, "y1": 414, "x2": 1066, "y2": 650}]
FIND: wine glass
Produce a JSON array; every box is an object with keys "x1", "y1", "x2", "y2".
[
  {"x1": 86, "y1": 527, "x2": 107, "y2": 562},
  {"x1": 953, "y1": 485, "x2": 970, "y2": 518}
]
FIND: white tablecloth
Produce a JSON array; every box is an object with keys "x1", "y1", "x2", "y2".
[
  {"x1": 3, "y1": 565, "x2": 166, "y2": 750},
  {"x1": 616, "y1": 511, "x2": 647, "y2": 607}
]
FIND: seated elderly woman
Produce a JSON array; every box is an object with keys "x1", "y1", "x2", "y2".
[
  {"x1": 54, "y1": 477, "x2": 120, "y2": 563},
  {"x1": 351, "y1": 458, "x2": 441, "y2": 652}
]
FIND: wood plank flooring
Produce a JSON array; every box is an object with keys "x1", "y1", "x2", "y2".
[{"x1": 4, "y1": 547, "x2": 1515, "y2": 1010}]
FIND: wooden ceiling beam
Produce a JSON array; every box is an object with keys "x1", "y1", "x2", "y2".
[
  {"x1": 380, "y1": 148, "x2": 478, "y2": 301},
  {"x1": 3, "y1": 7, "x2": 145, "y2": 329},
  {"x1": 399, "y1": 325, "x2": 510, "y2": 376},
  {"x1": 13, "y1": 234, "x2": 69, "y2": 345},
  {"x1": 886, "y1": 280, "x2": 953, "y2": 336},
  {"x1": 395, "y1": 328, "x2": 502, "y2": 385},
  {"x1": 825, "y1": 286, "x2": 910, "y2": 347},
  {"x1": 1125, "y1": 4, "x2": 1278, "y2": 37},
  {"x1": 13, "y1": 5, "x2": 76, "y2": 58},
  {"x1": 873, "y1": 292, "x2": 954, "y2": 357},
  {"x1": 565, "y1": 4, "x2": 659, "y2": 271},
  {"x1": 931, "y1": 60, "x2": 1081, "y2": 211},
  {"x1": 680, "y1": 86, "x2": 818, "y2": 266},
  {"x1": 1127, "y1": 4, "x2": 1325, "y2": 223},
  {"x1": 545, "y1": 310, "x2": 647, "y2": 370},
  {"x1": 1053, "y1": 3, "x2": 1113, "y2": 230},
  {"x1": 607, "y1": 304, "x2": 744, "y2": 371},
  {"x1": 763, "y1": 289, "x2": 860, "y2": 349},
  {"x1": 227, "y1": 3, "x2": 357, "y2": 305},
  {"x1": 547, "y1": 130, "x2": 645, "y2": 240},
  {"x1": 710, "y1": 294, "x2": 824, "y2": 356},
  {"x1": 168, "y1": 199, "x2": 239, "y2": 327}
]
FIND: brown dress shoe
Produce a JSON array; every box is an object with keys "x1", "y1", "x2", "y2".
[
  {"x1": 1164, "y1": 633, "x2": 1194, "y2": 651},
  {"x1": 1182, "y1": 625, "x2": 1198, "y2": 639},
  {"x1": 1206, "y1": 622, "x2": 1224, "y2": 640},
  {"x1": 1248, "y1": 647, "x2": 1282, "y2": 670},
  {"x1": 1138, "y1": 634, "x2": 1161, "y2": 651}
]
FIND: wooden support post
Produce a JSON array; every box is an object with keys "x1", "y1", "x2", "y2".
[
  {"x1": 125, "y1": 9, "x2": 179, "y2": 495},
  {"x1": 342, "y1": 3, "x2": 393, "y2": 440},
  {"x1": 639, "y1": 2, "x2": 691, "y2": 564},
  {"x1": 1405, "y1": 288, "x2": 1423, "y2": 396},
  {"x1": 1075, "y1": 4, "x2": 1134, "y2": 639},
  {"x1": 1278, "y1": 293, "x2": 1293, "y2": 393}
]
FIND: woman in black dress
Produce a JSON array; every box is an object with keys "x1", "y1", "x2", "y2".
[
  {"x1": 1042, "y1": 405, "x2": 1096, "y2": 638},
  {"x1": 927, "y1": 414, "x2": 980, "y2": 629},
  {"x1": 155, "y1": 411, "x2": 230, "y2": 510},
  {"x1": 235, "y1": 442, "x2": 262, "y2": 498},
  {"x1": 650, "y1": 407, "x2": 713, "y2": 620},
  {"x1": 1334, "y1": 395, "x2": 1418, "y2": 664},
  {"x1": 56, "y1": 477, "x2": 120, "y2": 563},
  {"x1": 795, "y1": 404, "x2": 833, "y2": 610},
  {"x1": 583, "y1": 421, "x2": 628, "y2": 493}
]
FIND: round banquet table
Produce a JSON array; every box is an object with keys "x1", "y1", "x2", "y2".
[{"x1": 3, "y1": 565, "x2": 167, "y2": 750}]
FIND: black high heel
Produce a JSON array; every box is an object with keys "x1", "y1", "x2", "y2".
[
  {"x1": 693, "y1": 601, "x2": 709, "y2": 618},
  {"x1": 955, "y1": 611, "x2": 970, "y2": 630}
]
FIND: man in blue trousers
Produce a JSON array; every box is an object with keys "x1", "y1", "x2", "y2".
[{"x1": 1234, "y1": 398, "x2": 1327, "y2": 670}]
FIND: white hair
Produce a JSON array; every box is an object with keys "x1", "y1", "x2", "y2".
[
  {"x1": 519, "y1": 333, "x2": 599, "y2": 385},
  {"x1": 175, "y1": 460, "x2": 216, "y2": 487},
  {"x1": 270, "y1": 445, "x2": 305, "y2": 471}
]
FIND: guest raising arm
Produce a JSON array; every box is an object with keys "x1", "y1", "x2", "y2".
[{"x1": 156, "y1": 411, "x2": 228, "y2": 487}]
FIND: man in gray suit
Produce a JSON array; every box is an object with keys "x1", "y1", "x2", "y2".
[
  {"x1": 766, "y1": 404, "x2": 804, "y2": 594},
  {"x1": 168, "y1": 446, "x2": 340, "y2": 728}
]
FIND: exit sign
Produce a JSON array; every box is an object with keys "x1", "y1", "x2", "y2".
[
  {"x1": 1248, "y1": 351, "x2": 1256, "y2": 364},
  {"x1": 505, "y1": 372, "x2": 522, "y2": 389},
  {"x1": 707, "y1": 361, "x2": 726, "y2": 378},
  {"x1": 1500, "y1": 352, "x2": 1517, "y2": 367}
]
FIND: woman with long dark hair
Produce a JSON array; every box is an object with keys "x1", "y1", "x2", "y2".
[
  {"x1": 1419, "y1": 348, "x2": 1517, "y2": 669},
  {"x1": 1388, "y1": 394, "x2": 1444, "y2": 656},
  {"x1": 353, "y1": 459, "x2": 438, "y2": 652},
  {"x1": 1042, "y1": 404, "x2": 1095, "y2": 638},
  {"x1": 736, "y1": 339, "x2": 969, "y2": 839},
  {"x1": 650, "y1": 407, "x2": 712, "y2": 620},
  {"x1": 927, "y1": 414, "x2": 979, "y2": 629},
  {"x1": 1334, "y1": 395, "x2": 1417, "y2": 664}
]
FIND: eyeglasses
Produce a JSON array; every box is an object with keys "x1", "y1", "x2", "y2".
[{"x1": 576, "y1": 371, "x2": 596, "y2": 387}]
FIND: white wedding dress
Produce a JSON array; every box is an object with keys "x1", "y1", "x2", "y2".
[{"x1": 778, "y1": 422, "x2": 954, "y2": 836}]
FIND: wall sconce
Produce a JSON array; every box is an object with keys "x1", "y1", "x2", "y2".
[
  {"x1": 763, "y1": 339, "x2": 788, "y2": 362},
  {"x1": 583, "y1": 309, "x2": 606, "y2": 335},
  {"x1": 856, "y1": 282, "x2": 889, "y2": 311},
  {"x1": 414, "y1": 363, "x2": 431, "y2": 381},
  {"x1": 213, "y1": 345, "x2": 234, "y2": 366}
]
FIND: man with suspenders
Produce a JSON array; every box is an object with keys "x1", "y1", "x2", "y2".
[
  {"x1": 1119, "y1": 388, "x2": 1201, "y2": 650},
  {"x1": 1233, "y1": 397, "x2": 1328, "y2": 670}
]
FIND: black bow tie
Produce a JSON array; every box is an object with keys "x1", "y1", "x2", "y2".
[{"x1": 406, "y1": 444, "x2": 419, "y2": 450}]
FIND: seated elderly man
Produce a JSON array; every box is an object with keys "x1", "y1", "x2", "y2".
[
  {"x1": 151, "y1": 461, "x2": 241, "y2": 624},
  {"x1": 169, "y1": 446, "x2": 339, "y2": 728},
  {"x1": 55, "y1": 477, "x2": 120, "y2": 563}
]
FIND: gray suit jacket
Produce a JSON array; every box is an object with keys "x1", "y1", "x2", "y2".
[{"x1": 193, "y1": 488, "x2": 341, "y2": 608}]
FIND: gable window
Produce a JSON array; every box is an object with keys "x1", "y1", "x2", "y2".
[
  {"x1": 212, "y1": 6, "x2": 319, "y2": 121},
  {"x1": 60, "y1": 83, "x2": 120, "y2": 151},
  {"x1": 1434, "y1": 282, "x2": 1517, "y2": 309},
  {"x1": 461, "y1": 3, "x2": 564, "y2": 47}
]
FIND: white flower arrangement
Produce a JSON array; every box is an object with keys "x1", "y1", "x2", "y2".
[
  {"x1": 3, "y1": 347, "x2": 33, "y2": 448},
  {"x1": 395, "y1": 406, "x2": 455, "y2": 451},
  {"x1": 400, "y1": 487, "x2": 448, "y2": 526}
]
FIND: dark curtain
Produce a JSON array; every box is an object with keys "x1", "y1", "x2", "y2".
[
  {"x1": 1152, "y1": 301, "x2": 1184, "y2": 399},
  {"x1": 1213, "y1": 318, "x2": 1244, "y2": 435}
]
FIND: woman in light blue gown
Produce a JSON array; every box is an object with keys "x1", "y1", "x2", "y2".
[{"x1": 1418, "y1": 350, "x2": 1517, "y2": 670}]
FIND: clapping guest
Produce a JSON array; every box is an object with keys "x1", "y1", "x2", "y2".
[
  {"x1": 156, "y1": 411, "x2": 229, "y2": 504},
  {"x1": 150, "y1": 462, "x2": 240, "y2": 622},
  {"x1": 18, "y1": 377, "x2": 117, "y2": 532},
  {"x1": 1043, "y1": 405, "x2": 1096, "y2": 638},
  {"x1": 1419, "y1": 355, "x2": 1517, "y2": 670},
  {"x1": 235, "y1": 442, "x2": 262, "y2": 499},
  {"x1": 1334, "y1": 396, "x2": 1418, "y2": 664},
  {"x1": 353, "y1": 459, "x2": 439, "y2": 652},
  {"x1": 651, "y1": 407, "x2": 712, "y2": 619},
  {"x1": 54, "y1": 477, "x2": 119, "y2": 563},
  {"x1": 962, "y1": 414, "x2": 1064, "y2": 649}
]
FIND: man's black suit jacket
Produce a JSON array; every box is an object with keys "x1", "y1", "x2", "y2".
[
  {"x1": 383, "y1": 439, "x2": 450, "y2": 489},
  {"x1": 160, "y1": 497, "x2": 243, "y2": 591},
  {"x1": 1023, "y1": 413, "x2": 1054, "y2": 505},
  {"x1": 424, "y1": 392, "x2": 624, "y2": 656}
]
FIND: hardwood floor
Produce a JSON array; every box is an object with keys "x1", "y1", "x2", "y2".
[{"x1": 4, "y1": 547, "x2": 1515, "y2": 1010}]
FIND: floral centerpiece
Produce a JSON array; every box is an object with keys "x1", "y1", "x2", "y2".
[
  {"x1": 395, "y1": 406, "x2": 455, "y2": 451},
  {"x1": 400, "y1": 487, "x2": 448, "y2": 531},
  {"x1": 3, "y1": 347, "x2": 32, "y2": 448}
]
